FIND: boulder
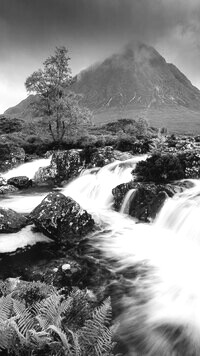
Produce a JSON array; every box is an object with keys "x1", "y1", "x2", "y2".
[
  {"x1": 113, "y1": 150, "x2": 134, "y2": 161},
  {"x1": 30, "y1": 192, "x2": 95, "y2": 246},
  {"x1": 7, "y1": 176, "x2": 32, "y2": 189},
  {"x1": 112, "y1": 181, "x2": 194, "y2": 222},
  {"x1": 0, "y1": 207, "x2": 27, "y2": 233},
  {"x1": 0, "y1": 175, "x2": 7, "y2": 186},
  {"x1": 89, "y1": 146, "x2": 115, "y2": 167},
  {"x1": 34, "y1": 149, "x2": 84, "y2": 185},
  {"x1": 0, "y1": 185, "x2": 18, "y2": 194},
  {"x1": 128, "y1": 185, "x2": 169, "y2": 222},
  {"x1": 178, "y1": 151, "x2": 200, "y2": 179},
  {"x1": 0, "y1": 143, "x2": 25, "y2": 172}
]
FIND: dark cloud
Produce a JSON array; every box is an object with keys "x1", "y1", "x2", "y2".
[{"x1": 1, "y1": 0, "x2": 200, "y2": 112}]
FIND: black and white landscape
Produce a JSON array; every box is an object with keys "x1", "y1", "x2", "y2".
[{"x1": 1, "y1": 1, "x2": 200, "y2": 355}]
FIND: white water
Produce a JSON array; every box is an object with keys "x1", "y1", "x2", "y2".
[
  {"x1": 62, "y1": 160, "x2": 200, "y2": 354},
  {"x1": 2, "y1": 156, "x2": 52, "y2": 180},
  {"x1": 120, "y1": 188, "x2": 136, "y2": 214},
  {"x1": 0, "y1": 156, "x2": 52, "y2": 214},
  {"x1": 0, "y1": 225, "x2": 52, "y2": 253},
  {"x1": 1, "y1": 154, "x2": 200, "y2": 354}
]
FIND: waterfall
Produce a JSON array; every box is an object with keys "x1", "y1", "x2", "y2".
[
  {"x1": 62, "y1": 155, "x2": 147, "y2": 214},
  {"x1": 1, "y1": 152, "x2": 200, "y2": 354},
  {"x1": 0, "y1": 157, "x2": 52, "y2": 213},
  {"x1": 61, "y1": 163, "x2": 200, "y2": 354},
  {"x1": 120, "y1": 188, "x2": 136, "y2": 214},
  {"x1": 2, "y1": 156, "x2": 52, "y2": 180}
]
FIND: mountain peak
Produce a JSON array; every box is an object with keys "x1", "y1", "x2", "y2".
[{"x1": 72, "y1": 42, "x2": 200, "y2": 111}]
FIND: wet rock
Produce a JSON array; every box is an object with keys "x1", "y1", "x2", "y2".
[
  {"x1": 88, "y1": 146, "x2": 115, "y2": 167},
  {"x1": 0, "y1": 175, "x2": 7, "y2": 186},
  {"x1": 28, "y1": 257, "x2": 83, "y2": 288},
  {"x1": 0, "y1": 185, "x2": 18, "y2": 194},
  {"x1": 178, "y1": 151, "x2": 200, "y2": 179},
  {"x1": 34, "y1": 149, "x2": 84, "y2": 184},
  {"x1": 0, "y1": 143, "x2": 25, "y2": 172},
  {"x1": 0, "y1": 207, "x2": 27, "y2": 233},
  {"x1": 30, "y1": 192, "x2": 95, "y2": 246},
  {"x1": 128, "y1": 186, "x2": 168, "y2": 222},
  {"x1": 7, "y1": 176, "x2": 32, "y2": 189},
  {"x1": 112, "y1": 181, "x2": 194, "y2": 222},
  {"x1": 113, "y1": 150, "x2": 134, "y2": 161}
]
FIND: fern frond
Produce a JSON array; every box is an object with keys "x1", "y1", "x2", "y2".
[
  {"x1": 0, "y1": 295, "x2": 13, "y2": 321},
  {"x1": 13, "y1": 298, "x2": 26, "y2": 316},
  {"x1": 36, "y1": 293, "x2": 62, "y2": 329},
  {"x1": 48, "y1": 324, "x2": 72, "y2": 354},
  {"x1": 0, "y1": 321, "x2": 17, "y2": 350},
  {"x1": 28, "y1": 328, "x2": 51, "y2": 347},
  {"x1": 79, "y1": 297, "x2": 113, "y2": 356},
  {"x1": 16, "y1": 307, "x2": 36, "y2": 337},
  {"x1": 67, "y1": 328, "x2": 82, "y2": 356},
  {"x1": 93, "y1": 297, "x2": 112, "y2": 327}
]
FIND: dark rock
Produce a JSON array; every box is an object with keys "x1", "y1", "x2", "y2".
[
  {"x1": 0, "y1": 185, "x2": 18, "y2": 194},
  {"x1": 34, "y1": 149, "x2": 84, "y2": 184},
  {"x1": 7, "y1": 176, "x2": 32, "y2": 189},
  {"x1": 178, "y1": 151, "x2": 200, "y2": 178},
  {"x1": 0, "y1": 207, "x2": 27, "y2": 233},
  {"x1": 112, "y1": 180, "x2": 194, "y2": 222},
  {"x1": 30, "y1": 192, "x2": 95, "y2": 246},
  {"x1": 0, "y1": 175, "x2": 7, "y2": 186},
  {"x1": 0, "y1": 144, "x2": 25, "y2": 172},
  {"x1": 89, "y1": 146, "x2": 115, "y2": 167},
  {"x1": 129, "y1": 186, "x2": 168, "y2": 222},
  {"x1": 27, "y1": 257, "x2": 83, "y2": 288},
  {"x1": 113, "y1": 150, "x2": 134, "y2": 161}
]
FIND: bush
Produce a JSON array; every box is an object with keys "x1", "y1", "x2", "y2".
[
  {"x1": 115, "y1": 135, "x2": 151, "y2": 153},
  {"x1": 0, "y1": 116, "x2": 23, "y2": 134},
  {"x1": 134, "y1": 153, "x2": 185, "y2": 183}
]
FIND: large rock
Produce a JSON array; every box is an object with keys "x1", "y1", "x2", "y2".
[
  {"x1": 0, "y1": 208, "x2": 27, "y2": 233},
  {"x1": 88, "y1": 146, "x2": 115, "y2": 167},
  {"x1": 112, "y1": 181, "x2": 194, "y2": 222},
  {"x1": 30, "y1": 192, "x2": 95, "y2": 246},
  {"x1": 0, "y1": 185, "x2": 18, "y2": 194},
  {"x1": 0, "y1": 175, "x2": 7, "y2": 186},
  {"x1": 0, "y1": 143, "x2": 25, "y2": 172},
  {"x1": 34, "y1": 149, "x2": 84, "y2": 185},
  {"x1": 7, "y1": 176, "x2": 32, "y2": 189}
]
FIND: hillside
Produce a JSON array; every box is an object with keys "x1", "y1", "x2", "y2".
[{"x1": 4, "y1": 42, "x2": 200, "y2": 134}]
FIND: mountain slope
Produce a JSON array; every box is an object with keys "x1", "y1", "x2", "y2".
[{"x1": 72, "y1": 43, "x2": 200, "y2": 111}]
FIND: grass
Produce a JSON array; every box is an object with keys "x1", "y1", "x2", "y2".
[{"x1": 92, "y1": 105, "x2": 200, "y2": 135}]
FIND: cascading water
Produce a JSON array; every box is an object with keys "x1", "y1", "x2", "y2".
[
  {"x1": 1, "y1": 154, "x2": 200, "y2": 354},
  {"x1": 2, "y1": 156, "x2": 52, "y2": 180},
  {"x1": 0, "y1": 156, "x2": 52, "y2": 213},
  {"x1": 63, "y1": 160, "x2": 200, "y2": 355},
  {"x1": 0, "y1": 156, "x2": 53, "y2": 251}
]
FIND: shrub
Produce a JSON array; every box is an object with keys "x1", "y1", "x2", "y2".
[
  {"x1": 134, "y1": 153, "x2": 185, "y2": 183},
  {"x1": 0, "y1": 116, "x2": 23, "y2": 134}
]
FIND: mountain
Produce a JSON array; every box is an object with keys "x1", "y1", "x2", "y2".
[
  {"x1": 72, "y1": 43, "x2": 200, "y2": 111},
  {"x1": 4, "y1": 95, "x2": 40, "y2": 117},
  {"x1": 71, "y1": 42, "x2": 200, "y2": 133},
  {"x1": 4, "y1": 42, "x2": 200, "y2": 133}
]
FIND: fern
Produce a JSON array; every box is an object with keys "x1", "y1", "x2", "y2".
[
  {"x1": 79, "y1": 297, "x2": 113, "y2": 356},
  {"x1": 0, "y1": 295, "x2": 13, "y2": 321},
  {"x1": 48, "y1": 324, "x2": 72, "y2": 354},
  {"x1": 0, "y1": 280, "x2": 118, "y2": 356}
]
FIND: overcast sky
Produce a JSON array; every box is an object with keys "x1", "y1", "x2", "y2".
[{"x1": 1, "y1": 0, "x2": 200, "y2": 113}]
